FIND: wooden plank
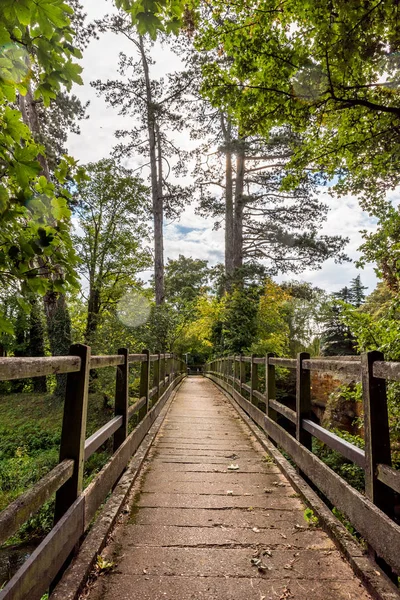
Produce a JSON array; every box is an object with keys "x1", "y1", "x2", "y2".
[
  {"x1": 128, "y1": 353, "x2": 147, "y2": 362},
  {"x1": 242, "y1": 356, "x2": 251, "y2": 363},
  {"x1": 266, "y1": 353, "x2": 277, "y2": 425},
  {"x1": 0, "y1": 460, "x2": 74, "y2": 546},
  {"x1": 296, "y1": 352, "x2": 312, "y2": 450},
  {"x1": 149, "y1": 385, "x2": 158, "y2": 399},
  {"x1": 153, "y1": 352, "x2": 160, "y2": 403},
  {"x1": 84, "y1": 374, "x2": 184, "y2": 526},
  {"x1": 303, "y1": 359, "x2": 361, "y2": 377},
  {"x1": 239, "y1": 356, "x2": 246, "y2": 395},
  {"x1": 252, "y1": 389, "x2": 264, "y2": 402},
  {"x1": 113, "y1": 349, "x2": 129, "y2": 452},
  {"x1": 128, "y1": 397, "x2": 146, "y2": 420},
  {"x1": 139, "y1": 349, "x2": 150, "y2": 420},
  {"x1": 302, "y1": 419, "x2": 365, "y2": 468},
  {"x1": 242, "y1": 382, "x2": 251, "y2": 393},
  {"x1": 269, "y1": 399, "x2": 296, "y2": 424},
  {"x1": 54, "y1": 345, "x2": 90, "y2": 523},
  {"x1": 362, "y1": 351, "x2": 394, "y2": 518},
  {"x1": 250, "y1": 354, "x2": 258, "y2": 406},
  {"x1": 269, "y1": 357, "x2": 296, "y2": 368},
  {"x1": 90, "y1": 355, "x2": 124, "y2": 369},
  {"x1": 0, "y1": 356, "x2": 80, "y2": 381},
  {"x1": 84, "y1": 416, "x2": 123, "y2": 461},
  {"x1": 0, "y1": 496, "x2": 84, "y2": 600},
  {"x1": 207, "y1": 374, "x2": 400, "y2": 575},
  {"x1": 373, "y1": 361, "x2": 400, "y2": 381},
  {"x1": 253, "y1": 357, "x2": 265, "y2": 364},
  {"x1": 377, "y1": 464, "x2": 400, "y2": 495}
]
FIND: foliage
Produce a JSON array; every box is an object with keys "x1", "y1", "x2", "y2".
[
  {"x1": 123, "y1": 2, "x2": 400, "y2": 207},
  {"x1": 303, "y1": 508, "x2": 318, "y2": 526},
  {"x1": 164, "y1": 255, "x2": 210, "y2": 309},
  {"x1": 0, "y1": 390, "x2": 115, "y2": 544},
  {"x1": 312, "y1": 436, "x2": 365, "y2": 493},
  {"x1": 73, "y1": 158, "x2": 152, "y2": 345},
  {"x1": 0, "y1": 0, "x2": 87, "y2": 334},
  {"x1": 320, "y1": 277, "x2": 366, "y2": 356},
  {"x1": 250, "y1": 280, "x2": 290, "y2": 356},
  {"x1": 280, "y1": 281, "x2": 329, "y2": 356}
]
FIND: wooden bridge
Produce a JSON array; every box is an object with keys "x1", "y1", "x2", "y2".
[{"x1": 0, "y1": 348, "x2": 400, "y2": 599}]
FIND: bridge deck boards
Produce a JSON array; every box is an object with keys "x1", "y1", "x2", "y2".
[{"x1": 86, "y1": 377, "x2": 372, "y2": 600}]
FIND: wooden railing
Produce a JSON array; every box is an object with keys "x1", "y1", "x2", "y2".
[
  {"x1": 205, "y1": 351, "x2": 400, "y2": 577},
  {"x1": 0, "y1": 345, "x2": 186, "y2": 600}
]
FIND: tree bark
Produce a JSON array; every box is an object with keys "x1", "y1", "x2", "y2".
[
  {"x1": 85, "y1": 286, "x2": 101, "y2": 345},
  {"x1": 233, "y1": 140, "x2": 246, "y2": 274},
  {"x1": 221, "y1": 114, "x2": 234, "y2": 281},
  {"x1": 19, "y1": 87, "x2": 72, "y2": 397},
  {"x1": 28, "y1": 296, "x2": 47, "y2": 393},
  {"x1": 139, "y1": 35, "x2": 164, "y2": 305}
]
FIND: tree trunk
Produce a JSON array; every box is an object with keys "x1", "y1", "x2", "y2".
[
  {"x1": 221, "y1": 114, "x2": 234, "y2": 281},
  {"x1": 43, "y1": 290, "x2": 72, "y2": 397},
  {"x1": 11, "y1": 305, "x2": 27, "y2": 394},
  {"x1": 19, "y1": 87, "x2": 72, "y2": 397},
  {"x1": 85, "y1": 287, "x2": 101, "y2": 345},
  {"x1": 28, "y1": 296, "x2": 47, "y2": 393},
  {"x1": 139, "y1": 35, "x2": 164, "y2": 305},
  {"x1": 233, "y1": 140, "x2": 246, "y2": 274}
]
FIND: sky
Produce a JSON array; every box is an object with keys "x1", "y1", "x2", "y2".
[{"x1": 67, "y1": 0, "x2": 382, "y2": 295}]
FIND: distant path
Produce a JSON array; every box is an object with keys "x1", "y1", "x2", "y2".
[{"x1": 86, "y1": 377, "x2": 371, "y2": 600}]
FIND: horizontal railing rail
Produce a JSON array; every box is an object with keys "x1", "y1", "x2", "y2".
[
  {"x1": 0, "y1": 346, "x2": 186, "y2": 600},
  {"x1": 205, "y1": 351, "x2": 400, "y2": 578}
]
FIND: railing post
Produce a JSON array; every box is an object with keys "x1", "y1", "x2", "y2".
[
  {"x1": 234, "y1": 356, "x2": 239, "y2": 392},
  {"x1": 239, "y1": 354, "x2": 246, "y2": 395},
  {"x1": 296, "y1": 352, "x2": 312, "y2": 450},
  {"x1": 362, "y1": 351, "x2": 394, "y2": 517},
  {"x1": 154, "y1": 351, "x2": 161, "y2": 401},
  {"x1": 265, "y1": 353, "x2": 277, "y2": 424},
  {"x1": 113, "y1": 348, "x2": 129, "y2": 452},
  {"x1": 160, "y1": 353, "x2": 166, "y2": 394},
  {"x1": 250, "y1": 354, "x2": 258, "y2": 406},
  {"x1": 139, "y1": 349, "x2": 150, "y2": 420},
  {"x1": 54, "y1": 344, "x2": 90, "y2": 523}
]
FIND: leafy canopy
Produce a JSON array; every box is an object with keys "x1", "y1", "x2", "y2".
[{"x1": 0, "y1": 0, "x2": 85, "y2": 333}]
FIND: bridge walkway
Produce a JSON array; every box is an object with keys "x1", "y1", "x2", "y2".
[{"x1": 86, "y1": 377, "x2": 372, "y2": 600}]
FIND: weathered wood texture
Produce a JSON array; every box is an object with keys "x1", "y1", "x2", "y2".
[
  {"x1": 362, "y1": 352, "x2": 394, "y2": 518},
  {"x1": 85, "y1": 416, "x2": 123, "y2": 461},
  {"x1": 54, "y1": 344, "x2": 91, "y2": 522},
  {"x1": 0, "y1": 356, "x2": 81, "y2": 381},
  {"x1": 0, "y1": 346, "x2": 186, "y2": 600},
  {"x1": 205, "y1": 349, "x2": 400, "y2": 577},
  {"x1": 302, "y1": 420, "x2": 365, "y2": 468},
  {"x1": 269, "y1": 399, "x2": 296, "y2": 424},
  {"x1": 113, "y1": 349, "x2": 129, "y2": 452},
  {"x1": 206, "y1": 372, "x2": 400, "y2": 575},
  {"x1": 0, "y1": 460, "x2": 74, "y2": 546}
]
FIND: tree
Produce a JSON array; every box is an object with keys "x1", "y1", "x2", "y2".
[
  {"x1": 164, "y1": 255, "x2": 210, "y2": 308},
  {"x1": 168, "y1": 38, "x2": 348, "y2": 286},
  {"x1": 92, "y1": 13, "x2": 191, "y2": 305},
  {"x1": 320, "y1": 278, "x2": 367, "y2": 356},
  {"x1": 281, "y1": 281, "x2": 329, "y2": 357},
  {"x1": 0, "y1": 1, "x2": 83, "y2": 338},
  {"x1": 125, "y1": 1, "x2": 400, "y2": 210},
  {"x1": 73, "y1": 159, "x2": 152, "y2": 346}
]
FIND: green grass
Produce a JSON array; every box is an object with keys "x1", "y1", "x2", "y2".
[{"x1": 0, "y1": 392, "x2": 114, "y2": 545}]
